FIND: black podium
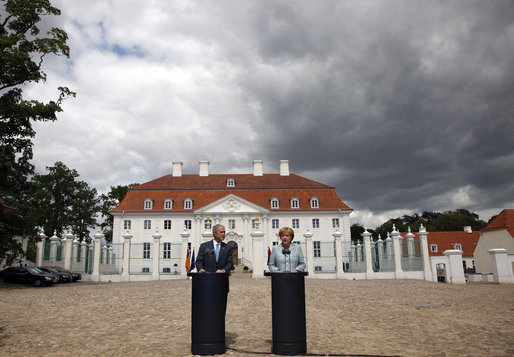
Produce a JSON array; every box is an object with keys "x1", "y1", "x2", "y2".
[
  {"x1": 189, "y1": 272, "x2": 230, "y2": 355},
  {"x1": 264, "y1": 272, "x2": 308, "y2": 355}
]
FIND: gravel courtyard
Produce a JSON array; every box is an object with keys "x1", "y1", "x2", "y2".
[{"x1": 0, "y1": 274, "x2": 513, "y2": 356}]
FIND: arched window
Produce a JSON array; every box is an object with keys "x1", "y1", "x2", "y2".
[
  {"x1": 144, "y1": 199, "x2": 153, "y2": 210},
  {"x1": 226, "y1": 178, "x2": 235, "y2": 187},
  {"x1": 290, "y1": 197, "x2": 299, "y2": 209},
  {"x1": 184, "y1": 198, "x2": 192, "y2": 210},
  {"x1": 164, "y1": 199, "x2": 173, "y2": 210},
  {"x1": 310, "y1": 197, "x2": 319, "y2": 209},
  {"x1": 270, "y1": 198, "x2": 279, "y2": 209}
]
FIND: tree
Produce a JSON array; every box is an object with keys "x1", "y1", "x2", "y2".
[
  {"x1": 99, "y1": 184, "x2": 138, "y2": 242},
  {"x1": 373, "y1": 209, "x2": 487, "y2": 237},
  {"x1": 0, "y1": 0, "x2": 74, "y2": 262},
  {"x1": 28, "y1": 162, "x2": 100, "y2": 242}
]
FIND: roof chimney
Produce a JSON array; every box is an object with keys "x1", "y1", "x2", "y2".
[
  {"x1": 464, "y1": 226, "x2": 472, "y2": 234},
  {"x1": 199, "y1": 160, "x2": 210, "y2": 176},
  {"x1": 279, "y1": 160, "x2": 290, "y2": 176},
  {"x1": 253, "y1": 160, "x2": 263, "y2": 176},
  {"x1": 172, "y1": 162, "x2": 183, "y2": 177}
]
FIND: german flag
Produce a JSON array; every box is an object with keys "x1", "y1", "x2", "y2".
[{"x1": 185, "y1": 249, "x2": 191, "y2": 272}]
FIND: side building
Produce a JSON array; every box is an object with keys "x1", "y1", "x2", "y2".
[{"x1": 110, "y1": 160, "x2": 353, "y2": 274}]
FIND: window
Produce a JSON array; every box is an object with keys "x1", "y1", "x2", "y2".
[
  {"x1": 204, "y1": 218, "x2": 212, "y2": 230},
  {"x1": 454, "y1": 243, "x2": 462, "y2": 250},
  {"x1": 184, "y1": 220, "x2": 192, "y2": 230},
  {"x1": 271, "y1": 198, "x2": 279, "y2": 209},
  {"x1": 164, "y1": 199, "x2": 172, "y2": 210},
  {"x1": 184, "y1": 198, "x2": 192, "y2": 209},
  {"x1": 252, "y1": 219, "x2": 260, "y2": 229},
  {"x1": 227, "y1": 178, "x2": 235, "y2": 187},
  {"x1": 163, "y1": 242, "x2": 171, "y2": 259},
  {"x1": 124, "y1": 220, "x2": 131, "y2": 230},
  {"x1": 292, "y1": 218, "x2": 300, "y2": 229},
  {"x1": 144, "y1": 199, "x2": 153, "y2": 210},
  {"x1": 291, "y1": 198, "x2": 299, "y2": 209},
  {"x1": 272, "y1": 219, "x2": 279, "y2": 229},
  {"x1": 312, "y1": 218, "x2": 320, "y2": 229},
  {"x1": 163, "y1": 267, "x2": 171, "y2": 273},
  {"x1": 313, "y1": 241, "x2": 321, "y2": 257},
  {"x1": 314, "y1": 266, "x2": 322, "y2": 272},
  {"x1": 310, "y1": 197, "x2": 319, "y2": 208},
  {"x1": 144, "y1": 220, "x2": 151, "y2": 230},
  {"x1": 332, "y1": 218, "x2": 340, "y2": 228},
  {"x1": 164, "y1": 220, "x2": 171, "y2": 230},
  {"x1": 143, "y1": 242, "x2": 151, "y2": 259},
  {"x1": 187, "y1": 242, "x2": 191, "y2": 251},
  {"x1": 228, "y1": 219, "x2": 236, "y2": 230},
  {"x1": 430, "y1": 244, "x2": 438, "y2": 253},
  {"x1": 142, "y1": 267, "x2": 150, "y2": 273}
]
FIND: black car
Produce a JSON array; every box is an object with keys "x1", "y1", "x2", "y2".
[
  {"x1": 0, "y1": 266, "x2": 56, "y2": 287},
  {"x1": 51, "y1": 266, "x2": 81, "y2": 282},
  {"x1": 38, "y1": 266, "x2": 73, "y2": 283}
]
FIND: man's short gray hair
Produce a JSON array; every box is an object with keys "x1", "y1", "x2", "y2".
[{"x1": 212, "y1": 224, "x2": 225, "y2": 235}]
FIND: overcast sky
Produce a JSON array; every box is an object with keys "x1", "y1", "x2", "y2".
[{"x1": 26, "y1": 0, "x2": 514, "y2": 229}]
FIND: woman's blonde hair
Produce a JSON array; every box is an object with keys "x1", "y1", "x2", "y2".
[{"x1": 278, "y1": 226, "x2": 295, "y2": 240}]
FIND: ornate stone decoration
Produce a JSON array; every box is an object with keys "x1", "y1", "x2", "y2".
[{"x1": 223, "y1": 198, "x2": 240, "y2": 212}]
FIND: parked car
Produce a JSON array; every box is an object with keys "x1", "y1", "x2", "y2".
[
  {"x1": 51, "y1": 266, "x2": 81, "y2": 282},
  {"x1": 0, "y1": 267, "x2": 56, "y2": 287},
  {"x1": 38, "y1": 266, "x2": 73, "y2": 283}
]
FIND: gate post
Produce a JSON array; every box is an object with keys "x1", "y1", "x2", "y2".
[
  {"x1": 333, "y1": 230, "x2": 345, "y2": 278},
  {"x1": 362, "y1": 229, "x2": 374, "y2": 278},
  {"x1": 152, "y1": 232, "x2": 161, "y2": 280}
]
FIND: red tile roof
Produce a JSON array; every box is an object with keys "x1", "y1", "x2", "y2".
[
  {"x1": 481, "y1": 209, "x2": 514, "y2": 237},
  {"x1": 399, "y1": 231, "x2": 479, "y2": 257},
  {"x1": 112, "y1": 174, "x2": 352, "y2": 212}
]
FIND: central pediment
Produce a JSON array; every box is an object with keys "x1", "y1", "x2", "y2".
[{"x1": 195, "y1": 194, "x2": 269, "y2": 214}]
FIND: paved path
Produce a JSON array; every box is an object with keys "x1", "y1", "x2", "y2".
[{"x1": 0, "y1": 274, "x2": 513, "y2": 356}]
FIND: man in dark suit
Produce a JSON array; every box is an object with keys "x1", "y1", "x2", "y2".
[
  {"x1": 196, "y1": 224, "x2": 234, "y2": 273},
  {"x1": 195, "y1": 224, "x2": 234, "y2": 316}
]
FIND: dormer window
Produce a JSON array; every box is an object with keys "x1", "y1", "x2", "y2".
[
  {"x1": 184, "y1": 198, "x2": 192, "y2": 210},
  {"x1": 271, "y1": 198, "x2": 279, "y2": 209},
  {"x1": 454, "y1": 243, "x2": 462, "y2": 251},
  {"x1": 226, "y1": 178, "x2": 235, "y2": 187},
  {"x1": 430, "y1": 244, "x2": 438, "y2": 253},
  {"x1": 291, "y1": 197, "x2": 299, "y2": 209},
  {"x1": 164, "y1": 199, "x2": 173, "y2": 210},
  {"x1": 310, "y1": 197, "x2": 319, "y2": 208},
  {"x1": 144, "y1": 199, "x2": 153, "y2": 210}
]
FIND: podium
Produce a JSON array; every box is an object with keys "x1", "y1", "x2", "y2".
[
  {"x1": 264, "y1": 272, "x2": 308, "y2": 355},
  {"x1": 189, "y1": 272, "x2": 230, "y2": 355}
]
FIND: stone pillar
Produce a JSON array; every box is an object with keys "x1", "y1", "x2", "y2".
[
  {"x1": 91, "y1": 233, "x2": 103, "y2": 281},
  {"x1": 49, "y1": 232, "x2": 59, "y2": 265},
  {"x1": 195, "y1": 215, "x2": 202, "y2": 251},
  {"x1": 341, "y1": 212, "x2": 352, "y2": 257},
  {"x1": 376, "y1": 236, "x2": 384, "y2": 261},
  {"x1": 72, "y1": 239, "x2": 79, "y2": 271},
  {"x1": 390, "y1": 226, "x2": 404, "y2": 279},
  {"x1": 385, "y1": 233, "x2": 393, "y2": 260},
  {"x1": 88, "y1": 243, "x2": 94, "y2": 274},
  {"x1": 304, "y1": 230, "x2": 314, "y2": 276},
  {"x1": 251, "y1": 229, "x2": 265, "y2": 278},
  {"x1": 36, "y1": 231, "x2": 47, "y2": 267},
  {"x1": 418, "y1": 224, "x2": 434, "y2": 281},
  {"x1": 108, "y1": 246, "x2": 114, "y2": 272},
  {"x1": 443, "y1": 249, "x2": 466, "y2": 284},
  {"x1": 406, "y1": 227, "x2": 415, "y2": 257},
  {"x1": 243, "y1": 215, "x2": 249, "y2": 261},
  {"x1": 262, "y1": 215, "x2": 269, "y2": 266},
  {"x1": 488, "y1": 248, "x2": 514, "y2": 284},
  {"x1": 180, "y1": 230, "x2": 190, "y2": 277},
  {"x1": 152, "y1": 232, "x2": 162, "y2": 280},
  {"x1": 333, "y1": 230, "x2": 344, "y2": 278},
  {"x1": 81, "y1": 241, "x2": 88, "y2": 273},
  {"x1": 121, "y1": 233, "x2": 132, "y2": 281},
  {"x1": 362, "y1": 230, "x2": 374, "y2": 277},
  {"x1": 64, "y1": 232, "x2": 74, "y2": 270}
]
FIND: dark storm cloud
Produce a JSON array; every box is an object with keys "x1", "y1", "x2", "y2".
[{"x1": 232, "y1": 1, "x2": 514, "y2": 216}]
